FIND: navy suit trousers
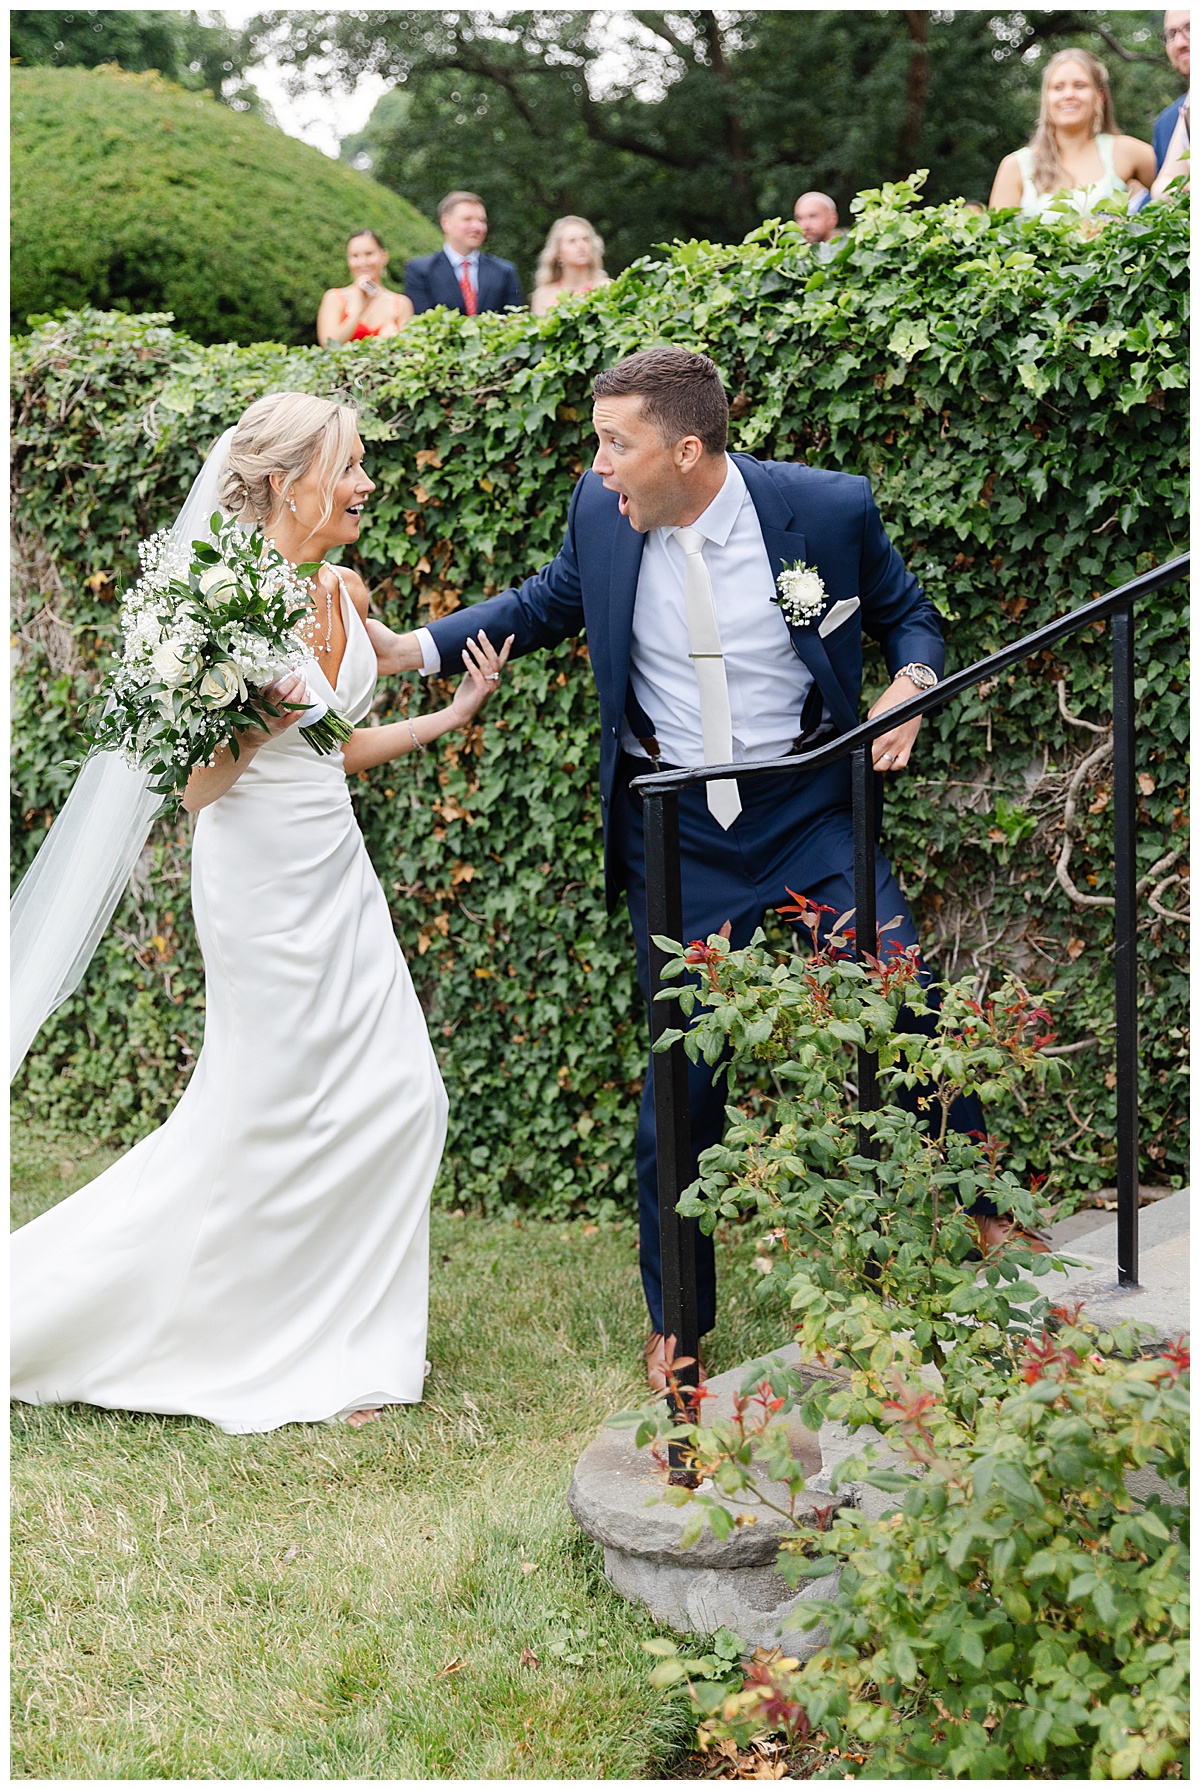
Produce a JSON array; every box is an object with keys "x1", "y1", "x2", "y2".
[{"x1": 613, "y1": 756, "x2": 983, "y2": 1336}]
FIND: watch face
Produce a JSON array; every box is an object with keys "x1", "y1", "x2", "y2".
[{"x1": 904, "y1": 664, "x2": 937, "y2": 689}]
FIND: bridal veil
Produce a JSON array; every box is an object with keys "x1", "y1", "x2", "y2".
[{"x1": 10, "y1": 426, "x2": 237, "y2": 1079}]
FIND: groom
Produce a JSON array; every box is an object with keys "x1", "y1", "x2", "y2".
[{"x1": 372, "y1": 346, "x2": 985, "y2": 1382}]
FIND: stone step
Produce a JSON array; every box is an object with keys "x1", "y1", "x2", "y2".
[
  {"x1": 1041, "y1": 1187, "x2": 1189, "y2": 1347},
  {"x1": 571, "y1": 1198, "x2": 1190, "y2": 1652},
  {"x1": 568, "y1": 1350, "x2": 846, "y2": 1653}
]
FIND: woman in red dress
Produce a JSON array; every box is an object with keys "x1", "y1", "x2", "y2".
[{"x1": 317, "y1": 230, "x2": 414, "y2": 345}]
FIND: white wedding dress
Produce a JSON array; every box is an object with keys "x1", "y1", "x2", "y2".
[{"x1": 11, "y1": 579, "x2": 448, "y2": 1433}]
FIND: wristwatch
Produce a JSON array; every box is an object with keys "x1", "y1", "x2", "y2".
[{"x1": 895, "y1": 662, "x2": 938, "y2": 691}]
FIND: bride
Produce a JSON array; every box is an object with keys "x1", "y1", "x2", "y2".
[{"x1": 10, "y1": 392, "x2": 510, "y2": 1434}]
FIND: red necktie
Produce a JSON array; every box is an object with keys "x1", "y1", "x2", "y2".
[{"x1": 457, "y1": 262, "x2": 477, "y2": 315}]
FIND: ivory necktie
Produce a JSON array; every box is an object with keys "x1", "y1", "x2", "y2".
[
  {"x1": 457, "y1": 262, "x2": 478, "y2": 315},
  {"x1": 674, "y1": 527, "x2": 742, "y2": 829}
]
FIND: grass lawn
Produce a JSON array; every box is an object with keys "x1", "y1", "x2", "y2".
[{"x1": 11, "y1": 1125, "x2": 786, "y2": 1780}]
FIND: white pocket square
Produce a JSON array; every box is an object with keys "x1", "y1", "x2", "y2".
[{"x1": 818, "y1": 597, "x2": 860, "y2": 639}]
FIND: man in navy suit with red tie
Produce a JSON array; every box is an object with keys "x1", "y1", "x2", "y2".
[
  {"x1": 404, "y1": 191, "x2": 525, "y2": 317},
  {"x1": 371, "y1": 347, "x2": 1019, "y2": 1385}
]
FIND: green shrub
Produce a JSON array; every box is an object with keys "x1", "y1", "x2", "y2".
[
  {"x1": 651, "y1": 1333, "x2": 1190, "y2": 1781},
  {"x1": 10, "y1": 179, "x2": 1189, "y2": 1214},
  {"x1": 627, "y1": 937, "x2": 1189, "y2": 1779},
  {"x1": 651, "y1": 914, "x2": 1067, "y2": 1426},
  {"x1": 787, "y1": 1337, "x2": 1191, "y2": 1780},
  {"x1": 10, "y1": 65, "x2": 439, "y2": 345}
]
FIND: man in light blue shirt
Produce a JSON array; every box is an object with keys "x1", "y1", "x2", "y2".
[{"x1": 405, "y1": 191, "x2": 524, "y2": 315}]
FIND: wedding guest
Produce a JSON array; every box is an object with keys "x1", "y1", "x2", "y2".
[
  {"x1": 1152, "y1": 11, "x2": 1190, "y2": 171},
  {"x1": 792, "y1": 191, "x2": 840, "y2": 243},
  {"x1": 404, "y1": 192, "x2": 525, "y2": 316},
  {"x1": 530, "y1": 216, "x2": 611, "y2": 316},
  {"x1": 316, "y1": 230, "x2": 413, "y2": 345},
  {"x1": 1150, "y1": 92, "x2": 1190, "y2": 196},
  {"x1": 989, "y1": 50, "x2": 1156, "y2": 217}
]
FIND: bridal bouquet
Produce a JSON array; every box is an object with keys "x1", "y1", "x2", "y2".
[{"x1": 91, "y1": 514, "x2": 354, "y2": 801}]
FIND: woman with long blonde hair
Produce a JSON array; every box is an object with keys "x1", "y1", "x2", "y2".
[
  {"x1": 11, "y1": 393, "x2": 511, "y2": 1434},
  {"x1": 990, "y1": 48, "x2": 1155, "y2": 216},
  {"x1": 530, "y1": 215, "x2": 611, "y2": 316}
]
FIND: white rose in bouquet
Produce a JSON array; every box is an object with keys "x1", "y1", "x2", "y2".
[
  {"x1": 198, "y1": 563, "x2": 239, "y2": 604},
  {"x1": 151, "y1": 636, "x2": 202, "y2": 687},
  {"x1": 199, "y1": 661, "x2": 248, "y2": 708}
]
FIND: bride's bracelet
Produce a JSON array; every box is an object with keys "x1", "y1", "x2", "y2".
[{"x1": 406, "y1": 719, "x2": 426, "y2": 755}]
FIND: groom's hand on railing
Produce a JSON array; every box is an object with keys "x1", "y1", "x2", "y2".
[
  {"x1": 867, "y1": 672, "x2": 926, "y2": 772},
  {"x1": 365, "y1": 619, "x2": 425, "y2": 675}
]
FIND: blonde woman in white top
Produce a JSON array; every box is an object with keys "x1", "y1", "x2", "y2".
[
  {"x1": 530, "y1": 216, "x2": 611, "y2": 316},
  {"x1": 989, "y1": 49, "x2": 1155, "y2": 217}
]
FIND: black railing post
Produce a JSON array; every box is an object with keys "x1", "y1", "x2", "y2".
[
  {"x1": 642, "y1": 789, "x2": 700, "y2": 1473},
  {"x1": 1112, "y1": 605, "x2": 1139, "y2": 1287},
  {"x1": 852, "y1": 746, "x2": 879, "y2": 1139}
]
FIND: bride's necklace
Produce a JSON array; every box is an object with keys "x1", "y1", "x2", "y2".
[{"x1": 301, "y1": 566, "x2": 335, "y2": 656}]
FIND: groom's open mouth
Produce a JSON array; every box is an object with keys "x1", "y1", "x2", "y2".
[{"x1": 616, "y1": 492, "x2": 630, "y2": 516}]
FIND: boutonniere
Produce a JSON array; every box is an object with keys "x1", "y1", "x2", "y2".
[{"x1": 774, "y1": 559, "x2": 826, "y2": 627}]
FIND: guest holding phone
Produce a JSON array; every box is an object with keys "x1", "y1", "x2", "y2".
[{"x1": 317, "y1": 230, "x2": 413, "y2": 345}]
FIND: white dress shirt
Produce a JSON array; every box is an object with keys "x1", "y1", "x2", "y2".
[
  {"x1": 622, "y1": 455, "x2": 814, "y2": 765},
  {"x1": 443, "y1": 245, "x2": 481, "y2": 285},
  {"x1": 416, "y1": 455, "x2": 818, "y2": 764}
]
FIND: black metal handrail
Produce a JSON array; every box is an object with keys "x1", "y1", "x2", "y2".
[{"x1": 633, "y1": 552, "x2": 1189, "y2": 1415}]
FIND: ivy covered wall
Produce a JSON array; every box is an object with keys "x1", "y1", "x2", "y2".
[{"x1": 11, "y1": 182, "x2": 1189, "y2": 1214}]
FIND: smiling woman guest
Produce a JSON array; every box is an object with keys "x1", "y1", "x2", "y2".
[
  {"x1": 989, "y1": 49, "x2": 1155, "y2": 217},
  {"x1": 317, "y1": 229, "x2": 414, "y2": 345},
  {"x1": 530, "y1": 216, "x2": 611, "y2": 316}
]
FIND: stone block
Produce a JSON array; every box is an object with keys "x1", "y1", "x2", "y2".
[{"x1": 567, "y1": 1346, "x2": 854, "y2": 1655}]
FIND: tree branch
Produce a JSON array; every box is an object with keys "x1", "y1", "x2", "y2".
[
  {"x1": 703, "y1": 10, "x2": 749, "y2": 206},
  {"x1": 575, "y1": 89, "x2": 704, "y2": 169},
  {"x1": 1006, "y1": 11, "x2": 1170, "y2": 68},
  {"x1": 1092, "y1": 22, "x2": 1171, "y2": 68},
  {"x1": 894, "y1": 10, "x2": 931, "y2": 180},
  {"x1": 631, "y1": 10, "x2": 693, "y2": 61}
]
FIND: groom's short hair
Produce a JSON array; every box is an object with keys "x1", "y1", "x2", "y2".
[{"x1": 594, "y1": 347, "x2": 728, "y2": 456}]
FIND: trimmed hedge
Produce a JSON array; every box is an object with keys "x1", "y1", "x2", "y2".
[
  {"x1": 11, "y1": 180, "x2": 1189, "y2": 1216},
  {"x1": 10, "y1": 65, "x2": 440, "y2": 346}
]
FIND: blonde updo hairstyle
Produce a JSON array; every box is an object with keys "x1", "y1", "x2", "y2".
[
  {"x1": 1027, "y1": 49, "x2": 1118, "y2": 195},
  {"x1": 222, "y1": 392, "x2": 359, "y2": 535}
]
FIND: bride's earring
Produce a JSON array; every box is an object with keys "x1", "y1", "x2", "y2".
[{"x1": 287, "y1": 496, "x2": 298, "y2": 515}]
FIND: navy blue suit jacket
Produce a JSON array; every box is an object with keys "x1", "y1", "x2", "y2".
[
  {"x1": 426, "y1": 455, "x2": 945, "y2": 909},
  {"x1": 405, "y1": 248, "x2": 525, "y2": 315},
  {"x1": 1154, "y1": 95, "x2": 1186, "y2": 169}
]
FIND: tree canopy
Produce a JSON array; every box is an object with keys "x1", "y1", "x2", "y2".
[
  {"x1": 248, "y1": 8, "x2": 1183, "y2": 281},
  {"x1": 11, "y1": 65, "x2": 439, "y2": 345},
  {"x1": 10, "y1": 7, "x2": 262, "y2": 112}
]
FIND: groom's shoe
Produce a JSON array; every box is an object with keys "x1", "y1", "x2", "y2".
[{"x1": 644, "y1": 1332, "x2": 707, "y2": 1395}]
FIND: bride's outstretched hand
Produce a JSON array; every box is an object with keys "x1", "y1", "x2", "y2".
[{"x1": 448, "y1": 632, "x2": 514, "y2": 724}]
